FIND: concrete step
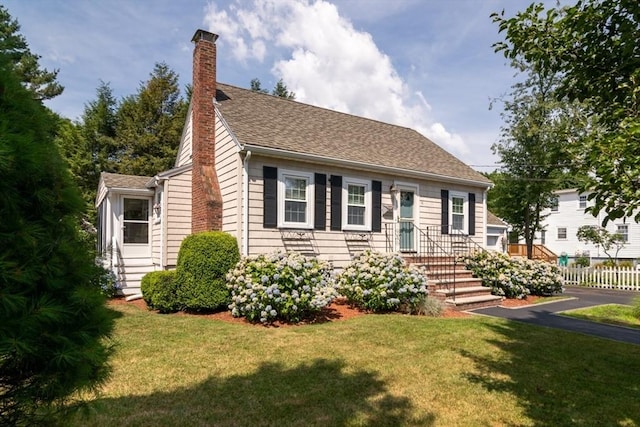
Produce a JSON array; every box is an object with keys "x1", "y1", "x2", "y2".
[
  {"x1": 428, "y1": 277, "x2": 484, "y2": 290},
  {"x1": 445, "y1": 294, "x2": 503, "y2": 311},
  {"x1": 435, "y1": 286, "x2": 492, "y2": 299}
]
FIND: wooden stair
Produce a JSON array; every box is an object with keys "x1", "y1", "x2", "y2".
[{"x1": 407, "y1": 256, "x2": 502, "y2": 311}]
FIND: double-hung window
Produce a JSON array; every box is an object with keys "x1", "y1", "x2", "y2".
[
  {"x1": 278, "y1": 170, "x2": 314, "y2": 229},
  {"x1": 557, "y1": 227, "x2": 567, "y2": 240},
  {"x1": 578, "y1": 195, "x2": 587, "y2": 209},
  {"x1": 342, "y1": 178, "x2": 371, "y2": 231},
  {"x1": 550, "y1": 196, "x2": 559, "y2": 212},
  {"x1": 450, "y1": 192, "x2": 467, "y2": 233},
  {"x1": 617, "y1": 224, "x2": 629, "y2": 243}
]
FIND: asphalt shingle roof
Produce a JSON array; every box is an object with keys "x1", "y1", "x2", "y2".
[
  {"x1": 100, "y1": 172, "x2": 152, "y2": 190},
  {"x1": 487, "y1": 211, "x2": 507, "y2": 227},
  {"x1": 215, "y1": 83, "x2": 491, "y2": 185}
]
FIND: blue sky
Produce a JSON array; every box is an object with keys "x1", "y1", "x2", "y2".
[{"x1": 4, "y1": 0, "x2": 564, "y2": 170}]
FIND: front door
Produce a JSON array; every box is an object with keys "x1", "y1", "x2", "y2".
[
  {"x1": 399, "y1": 190, "x2": 415, "y2": 251},
  {"x1": 120, "y1": 197, "x2": 151, "y2": 258}
]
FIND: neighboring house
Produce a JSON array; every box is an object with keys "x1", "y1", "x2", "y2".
[
  {"x1": 532, "y1": 189, "x2": 640, "y2": 263},
  {"x1": 486, "y1": 211, "x2": 508, "y2": 253},
  {"x1": 96, "y1": 29, "x2": 492, "y2": 295}
]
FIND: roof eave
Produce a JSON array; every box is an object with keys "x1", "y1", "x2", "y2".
[{"x1": 242, "y1": 144, "x2": 491, "y2": 188}]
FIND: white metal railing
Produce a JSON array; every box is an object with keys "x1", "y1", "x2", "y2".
[{"x1": 561, "y1": 266, "x2": 640, "y2": 291}]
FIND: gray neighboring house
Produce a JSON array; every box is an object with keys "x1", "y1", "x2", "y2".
[
  {"x1": 96, "y1": 29, "x2": 493, "y2": 296},
  {"x1": 486, "y1": 211, "x2": 508, "y2": 253}
]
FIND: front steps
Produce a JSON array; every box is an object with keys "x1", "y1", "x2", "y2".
[
  {"x1": 113, "y1": 259, "x2": 156, "y2": 296},
  {"x1": 408, "y1": 257, "x2": 502, "y2": 311}
]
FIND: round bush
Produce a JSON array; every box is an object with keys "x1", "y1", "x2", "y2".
[
  {"x1": 141, "y1": 270, "x2": 179, "y2": 313},
  {"x1": 463, "y1": 251, "x2": 563, "y2": 298},
  {"x1": 227, "y1": 252, "x2": 337, "y2": 324},
  {"x1": 337, "y1": 250, "x2": 428, "y2": 312},
  {"x1": 175, "y1": 231, "x2": 240, "y2": 312}
]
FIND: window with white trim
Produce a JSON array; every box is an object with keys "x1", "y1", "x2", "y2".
[
  {"x1": 616, "y1": 224, "x2": 629, "y2": 243},
  {"x1": 578, "y1": 195, "x2": 587, "y2": 209},
  {"x1": 342, "y1": 178, "x2": 371, "y2": 231},
  {"x1": 550, "y1": 196, "x2": 559, "y2": 212},
  {"x1": 450, "y1": 192, "x2": 467, "y2": 233},
  {"x1": 277, "y1": 170, "x2": 314, "y2": 228},
  {"x1": 557, "y1": 227, "x2": 567, "y2": 240}
]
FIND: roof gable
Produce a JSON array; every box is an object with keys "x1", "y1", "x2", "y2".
[{"x1": 215, "y1": 83, "x2": 490, "y2": 185}]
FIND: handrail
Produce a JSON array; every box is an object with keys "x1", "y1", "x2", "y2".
[
  {"x1": 508, "y1": 244, "x2": 557, "y2": 262},
  {"x1": 384, "y1": 223, "x2": 488, "y2": 302}
]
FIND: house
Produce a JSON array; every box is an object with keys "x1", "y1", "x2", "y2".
[
  {"x1": 531, "y1": 189, "x2": 640, "y2": 263},
  {"x1": 96, "y1": 29, "x2": 493, "y2": 297},
  {"x1": 486, "y1": 211, "x2": 508, "y2": 253}
]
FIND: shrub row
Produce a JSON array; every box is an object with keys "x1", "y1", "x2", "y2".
[
  {"x1": 143, "y1": 238, "x2": 436, "y2": 322},
  {"x1": 463, "y1": 251, "x2": 564, "y2": 299}
]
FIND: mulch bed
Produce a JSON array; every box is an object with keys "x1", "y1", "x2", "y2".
[
  {"x1": 109, "y1": 295, "x2": 558, "y2": 326},
  {"x1": 108, "y1": 296, "x2": 474, "y2": 326}
]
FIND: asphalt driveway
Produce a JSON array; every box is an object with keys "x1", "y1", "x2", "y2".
[{"x1": 471, "y1": 286, "x2": 640, "y2": 345}]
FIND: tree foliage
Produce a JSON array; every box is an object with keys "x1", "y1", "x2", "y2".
[
  {"x1": 114, "y1": 62, "x2": 188, "y2": 176},
  {"x1": 493, "y1": 0, "x2": 640, "y2": 224},
  {"x1": 0, "y1": 5, "x2": 63, "y2": 99},
  {"x1": 576, "y1": 225, "x2": 626, "y2": 263},
  {"x1": 0, "y1": 53, "x2": 113, "y2": 425},
  {"x1": 489, "y1": 64, "x2": 581, "y2": 258},
  {"x1": 250, "y1": 77, "x2": 296, "y2": 99}
]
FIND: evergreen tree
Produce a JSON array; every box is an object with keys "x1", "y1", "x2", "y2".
[
  {"x1": 0, "y1": 5, "x2": 63, "y2": 99},
  {"x1": 250, "y1": 77, "x2": 296, "y2": 99},
  {"x1": 0, "y1": 52, "x2": 114, "y2": 425},
  {"x1": 114, "y1": 62, "x2": 187, "y2": 176}
]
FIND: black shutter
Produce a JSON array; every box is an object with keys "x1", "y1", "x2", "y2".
[
  {"x1": 314, "y1": 173, "x2": 326, "y2": 230},
  {"x1": 330, "y1": 175, "x2": 342, "y2": 231},
  {"x1": 468, "y1": 192, "x2": 476, "y2": 236},
  {"x1": 263, "y1": 166, "x2": 277, "y2": 228},
  {"x1": 372, "y1": 180, "x2": 382, "y2": 232},
  {"x1": 441, "y1": 189, "x2": 449, "y2": 234}
]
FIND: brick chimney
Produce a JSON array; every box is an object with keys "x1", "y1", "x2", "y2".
[{"x1": 190, "y1": 29, "x2": 223, "y2": 233}]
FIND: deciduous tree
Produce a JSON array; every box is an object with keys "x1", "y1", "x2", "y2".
[{"x1": 493, "y1": 0, "x2": 640, "y2": 224}]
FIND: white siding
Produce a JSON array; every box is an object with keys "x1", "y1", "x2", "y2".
[
  {"x1": 534, "y1": 189, "x2": 640, "y2": 260},
  {"x1": 164, "y1": 170, "x2": 192, "y2": 267},
  {"x1": 215, "y1": 115, "x2": 240, "y2": 239},
  {"x1": 175, "y1": 107, "x2": 193, "y2": 167},
  {"x1": 245, "y1": 155, "x2": 487, "y2": 269}
]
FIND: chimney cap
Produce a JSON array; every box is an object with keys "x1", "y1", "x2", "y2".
[{"x1": 192, "y1": 29, "x2": 219, "y2": 44}]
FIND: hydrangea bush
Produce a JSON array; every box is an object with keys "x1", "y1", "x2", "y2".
[
  {"x1": 462, "y1": 251, "x2": 564, "y2": 299},
  {"x1": 337, "y1": 250, "x2": 428, "y2": 312},
  {"x1": 227, "y1": 252, "x2": 338, "y2": 324}
]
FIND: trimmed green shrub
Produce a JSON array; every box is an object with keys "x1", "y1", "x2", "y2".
[
  {"x1": 141, "y1": 270, "x2": 179, "y2": 313},
  {"x1": 337, "y1": 250, "x2": 428, "y2": 312},
  {"x1": 175, "y1": 231, "x2": 240, "y2": 312},
  {"x1": 617, "y1": 260, "x2": 634, "y2": 269},
  {"x1": 463, "y1": 251, "x2": 564, "y2": 298},
  {"x1": 227, "y1": 252, "x2": 337, "y2": 324}
]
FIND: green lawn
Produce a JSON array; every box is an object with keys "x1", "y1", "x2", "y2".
[
  {"x1": 562, "y1": 304, "x2": 640, "y2": 330},
  {"x1": 69, "y1": 303, "x2": 640, "y2": 426}
]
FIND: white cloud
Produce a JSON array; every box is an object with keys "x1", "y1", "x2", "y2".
[{"x1": 204, "y1": 0, "x2": 471, "y2": 158}]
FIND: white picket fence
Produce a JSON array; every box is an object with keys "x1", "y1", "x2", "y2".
[{"x1": 561, "y1": 266, "x2": 640, "y2": 291}]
